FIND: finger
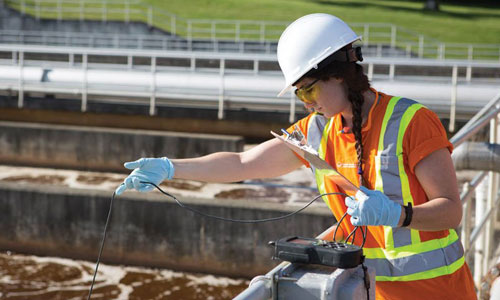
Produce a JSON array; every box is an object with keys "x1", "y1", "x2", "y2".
[
  {"x1": 137, "y1": 184, "x2": 154, "y2": 192},
  {"x1": 124, "y1": 158, "x2": 145, "y2": 170},
  {"x1": 124, "y1": 177, "x2": 135, "y2": 189},
  {"x1": 115, "y1": 183, "x2": 126, "y2": 195},
  {"x1": 132, "y1": 177, "x2": 144, "y2": 190},
  {"x1": 351, "y1": 216, "x2": 361, "y2": 226},
  {"x1": 347, "y1": 207, "x2": 356, "y2": 216},
  {"x1": 345, "y1": 196, "x2": 357, "y2": 208}
]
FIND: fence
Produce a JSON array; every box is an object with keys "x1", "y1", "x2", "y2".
[
  {"x1": 4, "y1": 0, "x2": 500, "y2": 61},
  {"x1": 1, "y1": 44, "x2": 499, "y2": 124}
]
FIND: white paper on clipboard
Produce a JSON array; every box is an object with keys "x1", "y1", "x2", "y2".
[{"x1": 271, "y1": 130, "x2": 367, "y2": 200}]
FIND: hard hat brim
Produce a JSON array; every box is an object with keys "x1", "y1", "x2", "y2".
[{"x1": 277, "y1": 85, "x2": 292, "y2": 97}]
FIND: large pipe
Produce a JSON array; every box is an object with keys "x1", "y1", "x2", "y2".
[{"x1": 452, "y1": 142, "x2": 500, "y2": 171}]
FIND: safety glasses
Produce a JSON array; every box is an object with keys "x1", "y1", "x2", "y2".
[{"x1": 294, "y1": 79, "x2": 320, "y2": 104}]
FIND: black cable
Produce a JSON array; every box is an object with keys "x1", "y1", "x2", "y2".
[
  {"x1": 345, "y1": 226, "x2": 358, "y2": 244},
  {"x1": 360, "y1": 226, "x2": 367, "y2": 248},
  {"x1": 87, "y1": 191, "x2": 115, "y2": 300},
  {"x1": 142, "y1": 181, "x2": 348, "y2": 224},
  {"x1": 333, "y1": 211, "x2": 348, "y2": 242}
]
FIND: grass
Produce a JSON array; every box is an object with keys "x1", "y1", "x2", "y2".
[
  {"x1": 6, "y1": 0, "x2": 500, "y2": 45},
  {"x1": 140, "y1": 0, "x2": 500, "y2": 45}
]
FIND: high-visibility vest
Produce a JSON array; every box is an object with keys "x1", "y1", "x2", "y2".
[{"x1": 307, "y1": 96, "x2": 465, "y2": 282}]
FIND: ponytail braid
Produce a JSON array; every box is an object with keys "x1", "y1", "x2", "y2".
[
  {"x1": 298, "y1": 49, "x2": 371, "y2": 186},
  {"x1": 348, "y1": 89, "x2": 365, "y2": 186}
]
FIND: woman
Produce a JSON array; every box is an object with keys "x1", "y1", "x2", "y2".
[{"x1": 116, "y1": 14, "x2": 476, "y2": 300}]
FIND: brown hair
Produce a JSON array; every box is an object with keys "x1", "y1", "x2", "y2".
[{"x1": 299, "y1": 50, "x2": 371, "y2": 185}]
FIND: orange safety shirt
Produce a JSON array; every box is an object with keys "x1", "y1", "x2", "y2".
[{"x1": 287, "y1": 91, "x2": 476, "y2": 300}]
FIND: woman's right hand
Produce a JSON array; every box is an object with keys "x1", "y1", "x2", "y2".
[{"x1": 115, "y1": 157, "x2": 175, "y2": 195}]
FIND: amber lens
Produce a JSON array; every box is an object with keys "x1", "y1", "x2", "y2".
[{"x1": 295, "y1": 83, "x2": 319, "y2": 104}]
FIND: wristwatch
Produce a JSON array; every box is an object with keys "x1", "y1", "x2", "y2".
[{"x1": 402, "y1": 203, "x2": 413, "y2": 227}]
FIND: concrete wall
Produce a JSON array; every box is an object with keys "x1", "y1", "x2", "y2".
[
  {"x1": 0, "y1": 121, "x2": 244, "y2": 172},
  {"x1": 0, "y1": 182, "x2": 333, "y2": 278}
]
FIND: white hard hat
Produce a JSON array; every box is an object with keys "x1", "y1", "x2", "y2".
[{"x1": 277, "y1": 13, "x2": 361, "y2": 97}]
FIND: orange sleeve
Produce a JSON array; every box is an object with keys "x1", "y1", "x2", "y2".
[
  {"x1": 404, "y1": 108, "x2": 453, "y2": 173},
  {"x1": 285, "y1": 114, "x2": 315, "y2": 168}
]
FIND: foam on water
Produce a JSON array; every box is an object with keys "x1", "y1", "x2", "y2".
[{"x1": 0, "y1": 252, "x2": 248, "y2": 300}]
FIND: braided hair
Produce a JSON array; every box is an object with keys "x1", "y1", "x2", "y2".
[{"x1": 298, "y1": 48, "x2": 370, "y2": 185}]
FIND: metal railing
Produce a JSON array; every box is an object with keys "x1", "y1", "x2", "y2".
[
  {"x1": 1, "y1": 44, "x2": 499, "y2": 123},
  {"x1": 0, "y1": 30, "x2": 279, "y2": 54},
  {"x1": 4, "y1": 0, "x2": 500, "y2": 61},
  {"x1": 450, "y1": 91, "x2": 500, "y2": 296}
]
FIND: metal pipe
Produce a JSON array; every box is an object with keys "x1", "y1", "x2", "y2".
[{"x1": 452, "y1": 142, "x2": 500, "y2": 171}]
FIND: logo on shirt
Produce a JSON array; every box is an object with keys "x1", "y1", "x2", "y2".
[{"x1": 336, "y1": 163, "x2": 357, "y2": 169}]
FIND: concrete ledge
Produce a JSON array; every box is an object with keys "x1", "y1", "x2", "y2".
[
  {"x1": 0, "y1": 121, "x2": 244, "y2": 172},
  {"x1": 0, "y1": 182, "x2": 333, "y2": 278}
]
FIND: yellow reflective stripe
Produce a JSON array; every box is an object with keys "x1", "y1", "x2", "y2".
[
  {"x1": 374, "y1": 96, "x2": 400, "y2": 192},
  {"x1": 363, "y1": 230, "x2": 459, "y2": 259},
  {"x1": 315, "y1": 118, "x2": 333, "y2": 209},
  {"x1": 383, "y1": 226, "x2": 394, "y2": 252},
  {"x1": 376, "y1": 256, "x2": 465, "y2": 282},
  {"x1": 318, "y1": 119, "x2": 333, "y2": 160},
  {"x1": 397, "y1": 103, "x2": 424, "y2": 244},
  {"x1": 316, "y1": 169, "x2": 332, "y2": 210}
]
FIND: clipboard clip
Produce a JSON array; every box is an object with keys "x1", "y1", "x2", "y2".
[{"x1": 281, "y1": 126, "x2": 318, "y2": 156}]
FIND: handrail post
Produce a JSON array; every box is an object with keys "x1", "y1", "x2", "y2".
[
  {"x1": 390, "y1": 25, "x2": 396, "y2": 48},
  {"x1": 149, "y1": 56, "x2": 156, "y2": 116},
  {"x1": 81, "y1": 53, "x2": 88, "y2": 112},
  {"x1": 461, "y1": 182, "x2": 472, "y2": 255},
  {"x1": 389, "y1": 63, "x2": 395, "y2": 80},
  {"x1": 218, "y1": 59, "x2": 225, "y2": 120},
  {"x1": 474, "y1": 175, "x2": 488, "y2": 286},
  {"x1": 418, "y1": 35, "x2": 424, "y2": 58},
  {"x1": 211, "y1": 21, "x2": 216, "y2": 41},
  {"x1": 235, "y1": 22, "x2": 240, "y2": 42},
  {"x1": 438, "y1": 43, "x2": 445, "y2": 60},
  {"x1": 468, "y1": 45, "x2": 473, "y2": 61},
  {"x1": 171, "y1": 15, "x2": 176, "y2": 36},
  {"x1": 449, "y1": 65, "x2": 458, "y2": 132},
  {"x1": 363, "y1": 24, "x2": 369, "y2": 46},
  {"x1": 17, "y1": 51, "x2": 24, "y2": 108},
  {"x1": 187, "y1": 20, "x2": 192, "y2": 40},
  {"x1": 260, "y1": 22, "x2": 265, "y2": 43},
  {"x1": 368, "y1": 63, "x2": 374, "y2": 81}
]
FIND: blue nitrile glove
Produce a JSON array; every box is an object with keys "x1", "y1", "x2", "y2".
[
  {"x1": 345, "y1": 186, "x2": 402, "y2": 227},
  {"x1": 115, "y1": 157, "x2": 175, "y2": 195}
]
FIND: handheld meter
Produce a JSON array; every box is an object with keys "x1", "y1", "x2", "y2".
[{"x1": 269, "y1": 236, "x2": 364, "y2": 269}]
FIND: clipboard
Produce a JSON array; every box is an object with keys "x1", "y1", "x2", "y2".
[{"x1": 271, "y1": 129, "x2": 367, "y2": 200}]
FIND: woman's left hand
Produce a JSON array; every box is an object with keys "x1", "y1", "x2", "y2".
[{"x1": 345, "y1": 186, "x2": 402, "y2": 227}]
